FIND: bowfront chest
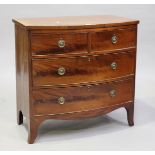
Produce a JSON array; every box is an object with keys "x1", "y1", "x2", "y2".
[{"x1": 13, "y1": 15, "x2": 139, "y2": 143}]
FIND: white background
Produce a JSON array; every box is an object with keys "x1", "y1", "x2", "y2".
[{"x1": 0, "y1": 4, "x2": 155, "y2": 150}]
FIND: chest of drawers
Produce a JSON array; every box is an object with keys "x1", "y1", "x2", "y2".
[{"x1": 13, "y1": 15, "x2": 139, "y2": 144}]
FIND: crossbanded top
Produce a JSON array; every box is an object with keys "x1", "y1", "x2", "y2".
[{"x1": 13, "y1": 15, "x2": 139, "y2": 30}]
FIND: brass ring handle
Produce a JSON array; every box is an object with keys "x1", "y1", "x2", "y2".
[
  {"x1": 109, "y1": 90, "x2": 116, "y2": 97},
  {"x1": 111, "y1": 35, "x2": 117, "y2": 44},
  {"x1": 58, "y1": 67, "x2": 66, "y2": 76},
  {"x1": 58, "y1": 97, "x2": 65, "y2": 105},
  {"x1": 58, "y1": 39, "x2": 65, "y2": 48},
  {"x1": 111, "y1": 62, "x2": 117, "y2": 70}
]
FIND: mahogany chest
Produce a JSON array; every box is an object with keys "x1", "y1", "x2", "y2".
[{"x1": 13, "y1": 15, "x2": 139, "y2": 143}]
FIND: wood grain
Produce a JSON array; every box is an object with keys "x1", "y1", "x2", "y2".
[
  {"x1": 33, "y1": 77, "x2": 134, "y2": 115},
  {"x1": 13, "y1": 15, "x2": 139, "y2": 143},
  {"x1": 15, "y1": 25, "x2": 37, "y2": 144},
  {"x1": 31, "y1": 26, "x2": 137, "y2": 57},
  {"x1": 34, "y1": 101, "x2": 133, "y2": 120},
  {"x1": 12, "y1": 15, "x2": 139, "y2": 30},
  {"x1": 32, "y1": 51, "x2": 135, "y2": 86},
  {"x1": 31, "y1": 32, "x2": 88, "y2": 55},
  {"x1": 91, "y1": 27, "x2": 137, "y2": 51},
  {"x1": 15, "y1": 25, "x2": 30, "y2": 121}
]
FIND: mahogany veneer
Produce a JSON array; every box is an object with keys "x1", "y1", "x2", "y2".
[{"x1": 13, "y1": 15, "x2": 139, "y2": 144}]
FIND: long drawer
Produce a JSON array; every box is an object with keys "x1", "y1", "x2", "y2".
[
  {"x1": 32, "y1": 51, "x2": 135, "y2": 86},
  {"x1": 33, "y1": 77, "x2": 134, "y2": 115}
]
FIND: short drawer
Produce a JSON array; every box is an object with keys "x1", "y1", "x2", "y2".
[
  {"x1": 33, "y1": 78, "x2": 134, "y2": 115},
  {"x1": 31, "y1": 32, "x2": 88, "y2": 56},
  {"x1": 32, "y1": 51, "x2": 135, "y2": 86},
  {"x1": 91, "y1": 28, "x2": 137, "y2": 52}
]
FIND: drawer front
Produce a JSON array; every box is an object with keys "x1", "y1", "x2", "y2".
[
  {"x1": 33, "y1": 78, "x2": 134, "y2": 115},
  {"x1": 31, "y1": 33, "x2": 88, "y2": 56},
  {"x1": 32, "y1": 51, "x2": 135, "y2": 86},
  {"x1": 91, "y1": 28, "x2": 137, "y2": 52}
]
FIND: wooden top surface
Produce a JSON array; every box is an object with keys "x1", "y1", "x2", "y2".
[{"x1": 12, "y1": 15, "x2": 139, "y2": 30}]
